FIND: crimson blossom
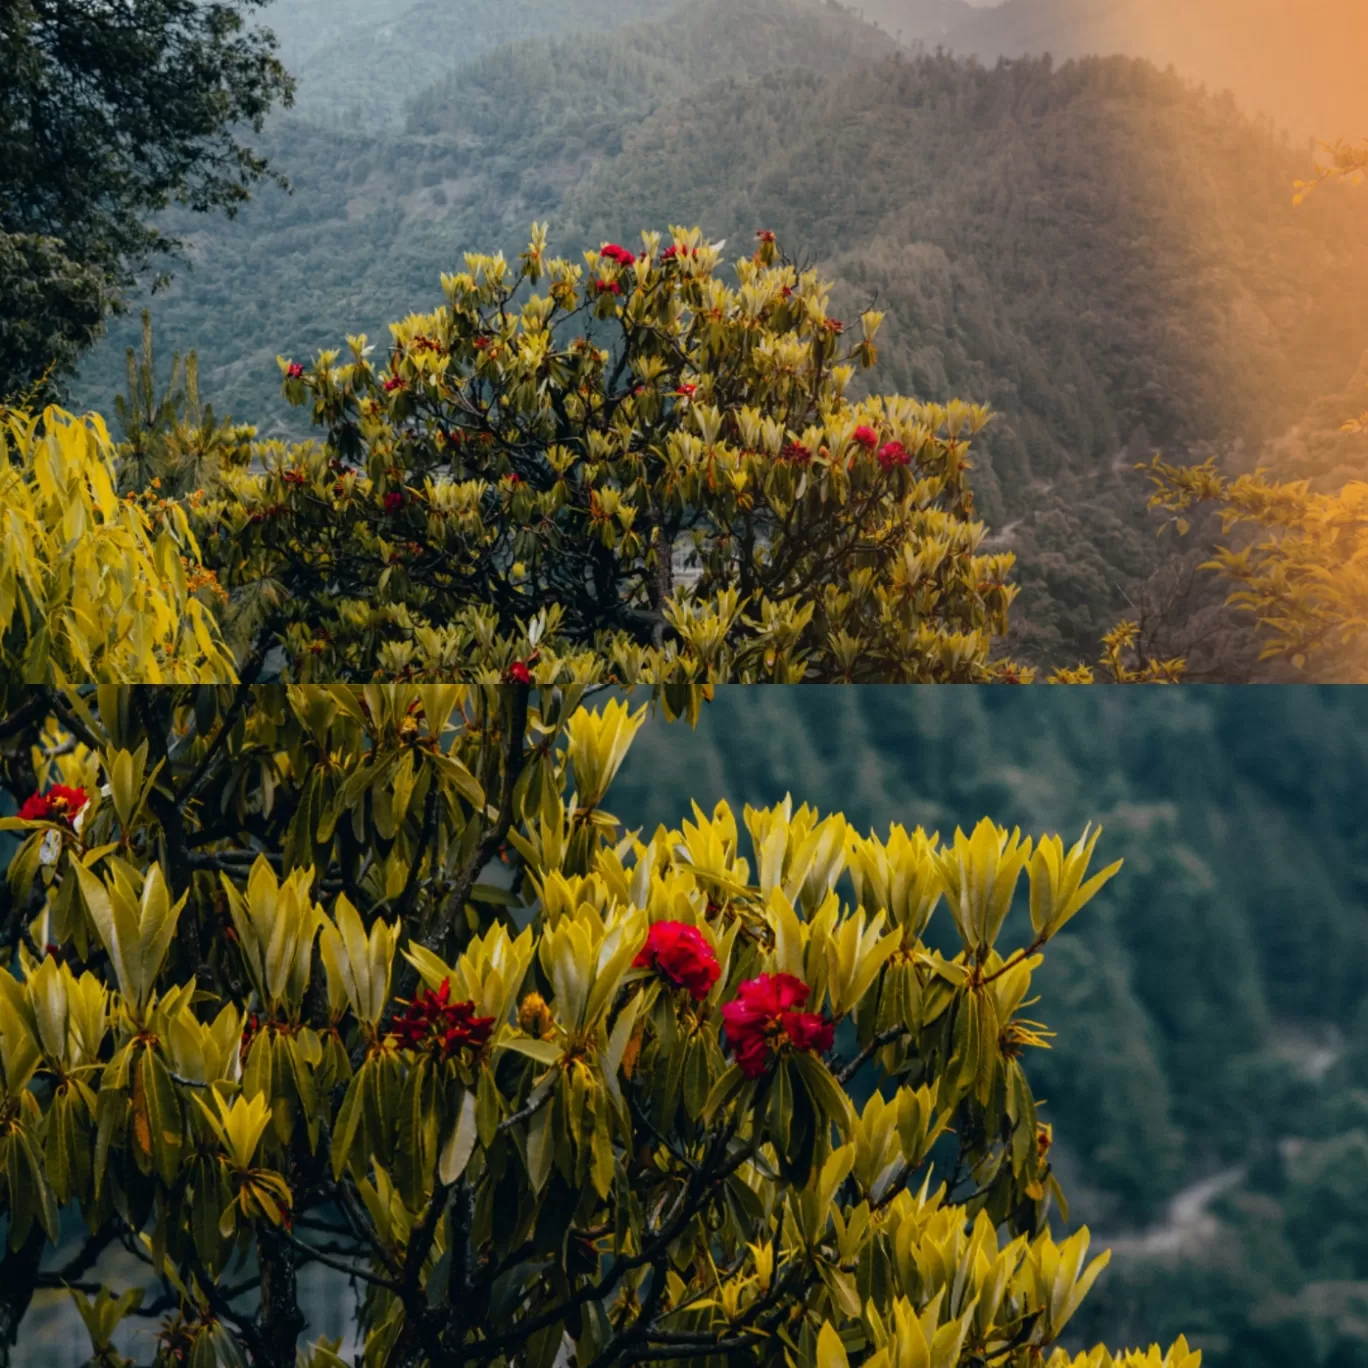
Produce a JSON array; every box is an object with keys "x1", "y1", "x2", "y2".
[
  {"x1": 720, "y1": 973, "x2": 835, "y2": 1079},
  {"x1": 634, "y1": 921, "x2": 720, "y2": 1001},
  {"x1": 389, "y1": 980, "x2": 495, "y2": 1060},
  {"x1": 18, "y1": 785, "x2": 89, "y2": 822}
]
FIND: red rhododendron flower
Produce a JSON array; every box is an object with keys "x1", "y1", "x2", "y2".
[
  {"x1": 601, "y1": 243, "x2": 637, "y2": 267},
  {"x1": 383, "y1": 491, "x2": 405, "y2": 514},
  {"x1": 877, "y1": 441, "x2": 910, "y2": 470},
  {"x1": 285, "y1": 362, "x2": 305, "y2": 380},
  {"x1": 594, "y1": 278, "x2": 622, "y2": 296},
  {"x1": 18, "y1": 785, "x2": 88, "y2": 822},
  {"x1": 721, "y1": 973, "x2": 834, "y2": 1078},
  {"x1": 783, "y1": 1012, "x2": 835, "y2": 1055},
  {"x1": 852, "y1": 424, "x2": 879, "y2": 450},
  {"x1": 382, "y1": 376, "x2": 405, "y2": 393},
  {"x1": 389, "y1": 978, "x2": 494, "y2": 1060},
  {"x1": 756, "y1": 229, "x2": 776, "y2": 243},
  {"x1": 506, "y1": 660, "x2": 533, "y2": 685},
  {"x1": 780, "y1": 441, "x2": 812, "y2": 464},
  {"x1": 634, "y1": 921, "x2": 720, "y2": 1001},
  {"x1": 674, "y1": 383, "x2": 697, "y2": 398}
]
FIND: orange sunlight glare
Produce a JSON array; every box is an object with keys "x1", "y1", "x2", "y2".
[{"x1": 1079, "y1": 0, "x2": 1368, "y2": 142}]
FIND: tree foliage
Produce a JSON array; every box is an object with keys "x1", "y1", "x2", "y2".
[
  {"x1": 0, "y1": 408, "x2": 237, "y2": 684},
  {"x1": 0, "y1": 683, "x2": 1197, "y2": 1368},
  {"x1": 1140, "y1": 451, "x2": 1368, "y2": 681},
  {"x1": 1292, "y1": 140, "x2": 1368, "y2": 206},
  {"x1": 163, "y1": 227, "x2": 1022, "y2": 684},
  {"x1": 0, "y1": 0, "x2": 295, "y2": 402}
]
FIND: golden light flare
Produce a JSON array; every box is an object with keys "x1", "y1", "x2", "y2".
[{"x1": 953, "y1": 0, "x2": 1368, "y2": 142}]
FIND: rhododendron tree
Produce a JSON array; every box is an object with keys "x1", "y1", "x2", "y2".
[
  {"x1": 184, "y1": 224, "x2": 1025, "y2": 683},
  {"x1": 0, "y1": 683, "x2": 1195, "y2": 1368}
]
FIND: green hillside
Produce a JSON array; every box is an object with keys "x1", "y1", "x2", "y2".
[
  {"x1": 269, "y1": 0, "x2": 683, "y2": 130},
  {"x1": 66, "y1": 0, "x2": 1368, "y2": 671},
  {"x1": 611, "y1": 687, "x2": 1368, "y2": 1367}
]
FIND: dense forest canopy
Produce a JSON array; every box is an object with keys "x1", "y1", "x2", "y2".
[{"x1": 68, "y1": 0, "x2": 1368, "y2": 668}]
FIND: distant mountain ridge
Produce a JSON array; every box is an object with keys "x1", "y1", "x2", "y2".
[
  {"x1": 260, "y1": 0, "x2": 689, "y2": 128},
  {"x1": 936, "y1": 0, "x2": 1367, "y2": 138},
  {"x1": 830, "y1": 0, "x2": 975, "y2": 41}
]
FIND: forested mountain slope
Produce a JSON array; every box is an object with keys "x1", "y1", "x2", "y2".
[
  {"x1": 70, "y1": 0, "x2": 1368, "y2": 668},
  {"x1": 612, "y1": 687, "x2": 1368, "y2": 1368},
  {"x1": 562, "y1": 51, "x2": 1368, "y2": 659},
  {"x1": 936, "y1": 0, "x2": 1368, "y2": 139},
  {"x1": 69, "y1": 0, "x2": 895, "y2": 432},
  {"x1": 267, "y1": 0, "x2": 683, "y2": 129}
]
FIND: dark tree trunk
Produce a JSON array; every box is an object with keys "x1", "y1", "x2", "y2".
[
  {"x1": 256, "y1": 1228, "x2": 306, "y2": 1366},
  {"x1": 0, "y1": 1226, "x2": 49, "y2": 1366}
]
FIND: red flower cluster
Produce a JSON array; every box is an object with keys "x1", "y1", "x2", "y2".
[
  {"x1": 674, "y1": 383, "x2": 697, "y2": 399},
  {"x1": 241, "y1": 1012, "x2": 264, "y2": 1056},
  {"x1": 382, "y1": 376, "x2": 406, "y2": 393},
  {"x1": 852, "y1": 425, "x2": 879, "y2": 450},
  {"x1": 634, "y1": 921, "x2": 720, "y2": 1001},
  {"x1": 18, "y1": 785, "x2": 88, "y2": 822},
  {"x1": 383, "y1": 491, "x2": 406, "y2": 514},
  {"x1": 877, "y1": 441, "x2": 910, "y2": 471},
  {"x1": 601, "y1": 243, "x2": 637, "y2": 267},
  {"x1": 660, "y1": 244, "x2": 698, "y2": 262},
  {"x1": 779, "y1": 441, "x2": 812, "y2": 464},
  {"x1": 285, "y1": 362, "x2": 305, "y2": 380},
  {"x1": 389, "y1": 979, "x2": 494, "y2": 1060},
  {"x1": 594, "y1": 278, "x2": 622, "y2": 296},
  {"x1": 720, "y1": 973, "x2": 834, "y2": 1079},
  {"x1": 756, "y1": 229, "x2": 776, "y2": 244},
  {"x1": 505, "y1": 660, "x2": 533, "y2": 685}
]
